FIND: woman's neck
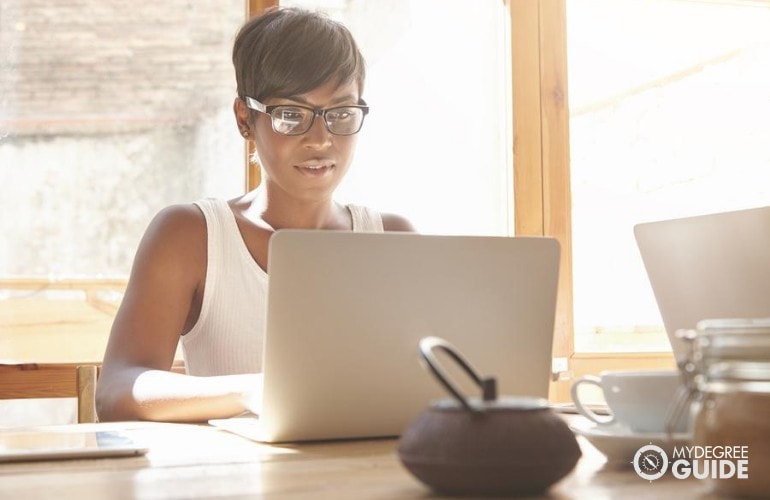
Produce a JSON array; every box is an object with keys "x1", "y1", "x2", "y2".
[{"x1": 240, "y1": 186, "x2": 350, "y2": 231}]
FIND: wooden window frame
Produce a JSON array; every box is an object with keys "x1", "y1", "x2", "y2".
[
  {"x1": 507, "y1": 0, "x2": 674, "y2": 402},
  {"x1": 245, "y1": 0, "x2": 280, "y2": 191}
]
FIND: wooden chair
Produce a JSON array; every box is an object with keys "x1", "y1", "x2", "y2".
[
  {"x1": 0, "y1": 363, "x2": 99, "y2": 423},
  {"x1": 0, "y1": 361, "x2": 187, "y2": 424}
]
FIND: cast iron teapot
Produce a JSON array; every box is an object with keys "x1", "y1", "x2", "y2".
[{"x1": 398, "y1": 336, "x2": 581, "y2": 496}]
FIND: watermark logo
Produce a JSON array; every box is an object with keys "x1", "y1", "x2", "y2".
[
  {"x1": 633, "y1": 444, "x2": 669, "y2": 481},
  {"x1": 633, "y1": 444, "x2": 750, "y2": 482}
]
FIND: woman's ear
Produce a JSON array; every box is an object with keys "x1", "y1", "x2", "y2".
[{"x1": 233, "y1": 97, "x2": 252, "y2": 140}]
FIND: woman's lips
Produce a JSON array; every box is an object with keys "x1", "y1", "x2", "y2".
[{"x1": 294, "y1": 161, "x2": 334, "y2": 176}]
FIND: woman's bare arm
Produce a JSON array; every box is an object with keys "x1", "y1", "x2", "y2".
[
  {"x1": 99, "y1": 367, "x2": 262, "y2": 422},
  {"x1": 96, "y1": 204, "x2": 260, "y2": 422}
]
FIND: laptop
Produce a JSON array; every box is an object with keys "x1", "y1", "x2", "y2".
[
  {"x1": 634, "y1": 205, "x2": 770, "y2": 360},
  {"x1": 211, "y1": 231, "x2": 560, "y2": 443}
]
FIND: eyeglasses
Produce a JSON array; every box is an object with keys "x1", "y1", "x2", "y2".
[{"x1": 244, "y1": 96, "x2": 369, "y2": 136}]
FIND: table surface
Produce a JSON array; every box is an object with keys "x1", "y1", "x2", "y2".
[{"x1": 0, "y1": 417, "x2": 718, "y2": 500}]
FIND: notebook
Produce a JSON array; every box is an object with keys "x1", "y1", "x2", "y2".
[
  {"x1": 0, "y1": 429, "x2": 148, "y2": 462},
  {"x1": 210, "y1": 231, "x2": 561, "y2": 443},
  {"x1": 634, "y1": 205, "x2": 770, "y2": 360}
]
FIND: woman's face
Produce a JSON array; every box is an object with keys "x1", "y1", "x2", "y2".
[{"x1": 252, "y1": 79, "x2": 361, "y2": 203}]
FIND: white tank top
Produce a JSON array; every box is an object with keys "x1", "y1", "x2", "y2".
[{"x1": 181, "y1": 198, "x2": 384, "y2": 376}]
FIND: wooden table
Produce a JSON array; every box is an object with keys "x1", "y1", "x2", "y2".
[{"x1": 0, "y1": 418, "x2": 716, "y2": 499}]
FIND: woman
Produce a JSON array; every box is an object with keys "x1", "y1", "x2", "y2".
[{"x1": 96, "y1": 7, "x2": 414, "y2": 422}]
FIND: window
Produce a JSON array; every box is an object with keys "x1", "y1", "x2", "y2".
[
  {"x1": 0, "y1": 1, "x2": 246, "y2": 352},
  {"x1": 567, "y1": 0, "x2": 770, "y2": 353}
]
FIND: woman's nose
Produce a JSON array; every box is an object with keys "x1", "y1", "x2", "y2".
[{"x1": 302, "y1": 115, "x2": 333, "y2": 149}]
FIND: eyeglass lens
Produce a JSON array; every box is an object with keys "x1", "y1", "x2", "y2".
[{"x1": 271, "y1": 106, "x2": 365, "y2": 136}]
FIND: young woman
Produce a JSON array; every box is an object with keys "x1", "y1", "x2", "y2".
[{"x1": 96, "y1": 7, "x2": 414, "y2": 422}]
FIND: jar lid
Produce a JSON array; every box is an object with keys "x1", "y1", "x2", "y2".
[
  {"x1": 697, "y1": 317, "x2": 770, "y2": 333},
  {"x1": 693, "y1": 318, "x2": 770, "y2": 361},
  {"x1": 676, "y1": 318, "x2": 770, "y2": 389}
]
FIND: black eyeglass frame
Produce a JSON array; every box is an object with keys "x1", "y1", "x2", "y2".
[{"x1": 243, "y1": 96, "x2": 369, "y2": 136}]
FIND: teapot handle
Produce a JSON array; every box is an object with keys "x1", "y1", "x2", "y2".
[{"x1": 418, "y1": 336, "x2": 497, "y2": 414}]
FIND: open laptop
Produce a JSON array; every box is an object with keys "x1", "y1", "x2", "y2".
[
  {"x1": 634, "y1": 205, "x2": 770, "y2": 360},
  {"x1": 210, "y1": 231, "x2": 560, "y2": 443}
]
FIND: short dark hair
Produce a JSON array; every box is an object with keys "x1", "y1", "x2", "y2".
[{"x1": 232, "y1": 7, "x2": 366, "y2": 102}]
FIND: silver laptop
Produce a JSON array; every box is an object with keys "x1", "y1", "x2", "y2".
[
  {"x1": 634, "y1": 205, "x2": 770, "y2": 359},
  {"x1": 212, "y1": 231, "x2": 560, "y2": 443}
]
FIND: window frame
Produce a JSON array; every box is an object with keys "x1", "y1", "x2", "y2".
[
  {"x1": 244, "y1": 0, "x2": 280, "y2": 190},
  {"x1": 507, "y1": 0, "x2": 674, "y2": 402}
]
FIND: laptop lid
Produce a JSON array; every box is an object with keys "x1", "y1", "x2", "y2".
[
  {"x1": 258, "y1": 231, "x2": 561, "y2": 442},
  {"x1": 634, "y1": 205, "x2": 770, "y2": 360}
]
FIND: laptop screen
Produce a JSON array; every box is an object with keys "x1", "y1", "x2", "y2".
[{"x1": 634, "y1": 205, "x2": 770, "y2": 360}]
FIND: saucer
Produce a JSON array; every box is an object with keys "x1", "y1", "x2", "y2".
[{"x1": 569, "y1": 422, "x2": 692, "y2": 467}]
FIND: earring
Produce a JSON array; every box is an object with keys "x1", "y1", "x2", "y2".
[{"x1": 241, "y1": 129, "x2": 249, "y2": 138}]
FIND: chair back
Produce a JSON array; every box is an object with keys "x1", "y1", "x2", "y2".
[
  {"x1": 0, "y1": 363, "x2": 98, "y2": 423},
  {"x1": 1, "y1": 361, "x2": 187, "y2": 424}
]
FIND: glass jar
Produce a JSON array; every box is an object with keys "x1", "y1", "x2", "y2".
[{"x1": 675, "y1": 318, "x2": 770, "y2": 497}]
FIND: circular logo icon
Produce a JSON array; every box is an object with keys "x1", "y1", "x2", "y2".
[{"x1": 633, "y1": 444, "x2": 669, "y2": 481}]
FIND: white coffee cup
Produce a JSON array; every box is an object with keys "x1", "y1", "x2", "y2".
[{"x1": 570, "y1": 369, "x2": 689, "y2": 434}]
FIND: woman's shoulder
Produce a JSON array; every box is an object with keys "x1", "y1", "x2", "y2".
[
  {"x1": 347, "y1": 203, "x2": 416, "y2": 232},
  {"x1": 139, "y1": 203, "x2": 208, "y2": 259},
  {"x1": 382, "y1": 212, "x2": 416, "y2": 232},
  {"x1": 148, "y1": 203, "x2": 207, "y2": 238},
  {"x1": 126, "y1": 203, "x2": 208, "y2": 294}
]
